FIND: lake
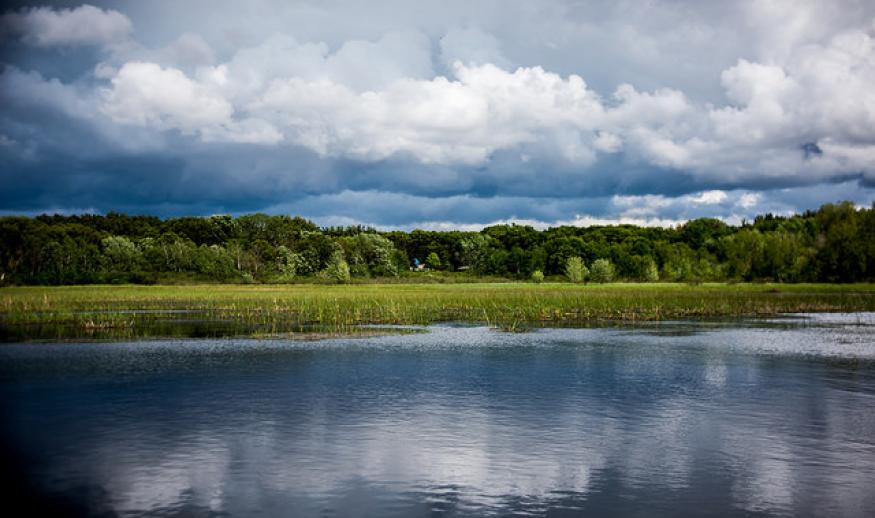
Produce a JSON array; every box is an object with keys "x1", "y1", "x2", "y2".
[{"x1": 2, "y1": 314, "x2": 874, "y2": 517}]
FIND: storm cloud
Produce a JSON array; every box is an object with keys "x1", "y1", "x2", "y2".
[{"x1": 1, "y1": 0, "x2": 874, "y2": 227}]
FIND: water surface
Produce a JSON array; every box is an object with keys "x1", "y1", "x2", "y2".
[{"x1": 2, "y1": 314, "x2": 874, "y2": 517}]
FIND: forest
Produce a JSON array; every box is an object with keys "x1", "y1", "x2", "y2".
[{"x1": 1, "y1": 201, "x2": 873, "y2": 286}]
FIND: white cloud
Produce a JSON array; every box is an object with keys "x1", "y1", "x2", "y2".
[
  {"x1": 99, "y1": 62, "x2": 281, "y2": 144},
  {"x1": 201, "y1": 117, "x2": 283, "y2": 145},
  {"x1": 742, "y1": 0, "x2": 837, "y2": 62},
  {"x1": 0, "y1": 4, "x2": 131, "y2": 47},
  {"x1": 204, "y1": 31, "x2": 433, "y2": 101},
  {"x1": 3, "y1": 0, "x2": 875, "y2": 221},
  {"x1": 325, "y1": 30, "x2": 434, "y2": 91},
  {"x1": 439, "y1": 27, "x2": 511, "y2": 69},
  {"x1": 737, "y1": 193, "x2": 761, "y2": 209},
  {"x1": 689, "y1": 190, "x2": 728, "y2": 205},
  {"x1": 593, "y1": 131, "x2": 622, "y2": 153},
  {"x1": 101, "y1": 62, "x2": 233, "y2": 132},
  {"x1": 91, "y1": 20, "x2": 875, "y2": 179},
  {"x1": 11, "y1": 1, "x2": 872, "y2": 180},
  {"x1": 608, "y1": 189, "x2": 796, "y2": 225},
  {"x1": 164, "y1": 33, "x2": 216, "y2": 68},
  {"x1": 248, "y1": 62, "x2": 606, "y2": 164}
]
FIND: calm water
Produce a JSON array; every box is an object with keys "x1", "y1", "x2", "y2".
[{"x1": 2, "y1": 314, "x2": 875, "y2": 517}]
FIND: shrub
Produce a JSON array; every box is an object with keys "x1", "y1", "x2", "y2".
[
  {"x1": 565, "y1": 257, "x2": 588, "y2": 283},
  {"x1": 590, "y1": 258, "x2": 615, "y2": 283},
  {"x1": 531, "y1": 270, "x2": 544, "y2": 283}
]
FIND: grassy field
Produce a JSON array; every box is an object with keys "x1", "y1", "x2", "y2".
[{"x1": 2, "y1": 283, "x2": 875, "y2": 339}]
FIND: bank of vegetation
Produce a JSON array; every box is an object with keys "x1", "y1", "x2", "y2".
[
  {"x1": 1, "y1": 201, "x2": 874, "y2": 286},
  {"x1": 3, "y1": 283, "x2": 874, "y2": 338}
]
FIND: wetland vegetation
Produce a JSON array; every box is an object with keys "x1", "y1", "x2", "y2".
[{"x1": 2, "y1": 283, "x2": 874, "y2": 340}]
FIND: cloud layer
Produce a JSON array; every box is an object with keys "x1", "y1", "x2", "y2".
[
  {"x1": 0, "y1": 4, "x2": 130, "y2": 47},
  {"x1": 1, "y1": 0, "x2": 874, "y2": 226}
]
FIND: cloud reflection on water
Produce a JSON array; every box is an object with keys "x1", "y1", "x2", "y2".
[{"x1": 2, "y1": 316, "x2": 874, "y2": 516}]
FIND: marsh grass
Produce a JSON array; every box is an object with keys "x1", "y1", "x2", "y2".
[{"x1": 2, "y1": 283, "x2": 874, "y2": 340}]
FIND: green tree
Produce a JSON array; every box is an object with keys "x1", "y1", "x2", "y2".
[
  {"x1": 425, "y1": 251, "x2": 442, "y2": 270},
  {"x1": 142, "y1": 233, "x2": 197, "y2": 273},
  {"x1": 531, "y1": 269, "x2": 544, "y2": 283},
  {"x1": 340, "y1": 233, "x2": 398, "y2": 277},
  {"x1": 679, "y1": 218, "x2": 731, "y2": 251},
  {"x1": 273, "y1": 245, "x2": 303, "y2": 281},
  {"x1": 192, "y1": 245, "x2": 235, "y2": 279},
  {"x1": 295, "y1": 231, "x2": 336, "y2": 275},
  {"x1": 659, "y1": 242, "x2": 697, "y2": 282},
  {"x1": 459, "y1": 234, "x2": 492, "y2": 274},
  {"x1": 101, "y1": 236, "x2": 142, "y2": 273},
  {"x1": 721, "y1": 230, "x2": 764, "y2": 280},
  {"x1": 2, "y1": 200, "x2": 874, "y2": 285},
  {"x1": 814, "y1": 202, "x2": 866, "y2": 282},
  {"x1": 322, "y1": 250, "x2": 351, "y2": 283},
  {"x1": 546, "y1": 236, "x2": 585, "y2": 275},
  {"x1": 643, "y1": 258, "x2": 659, "y2": 282},
  {"x1": 565, "y1": 256, "x2": 588, "y2": 283},
  {"x1": 248, "y1": 239, "x2": 275, "y2": 278},
  {"x1": 590, "y1": 258, "x2": 615, "y2": 283}
]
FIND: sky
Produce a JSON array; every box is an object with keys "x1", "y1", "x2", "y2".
[{"x1": 1, "y1": 0, "x2": 874, "y2": 229}]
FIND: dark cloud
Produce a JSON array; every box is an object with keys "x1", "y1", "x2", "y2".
[{"x1": 1, "y1": 0, "x2": 874, "y2": 226}]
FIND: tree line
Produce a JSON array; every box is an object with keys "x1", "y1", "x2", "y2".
[{"x1": 1, "y1": 201, "x2": 873, "y2": 285}]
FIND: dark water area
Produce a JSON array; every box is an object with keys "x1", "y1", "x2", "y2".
[{"x1": 1, "y1": 314, "x2": 874, "y2": 517}]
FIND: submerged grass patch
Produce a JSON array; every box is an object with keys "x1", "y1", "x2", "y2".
[{"x1": 2, "y1": 282, "x2": 874, "y2": 340}]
